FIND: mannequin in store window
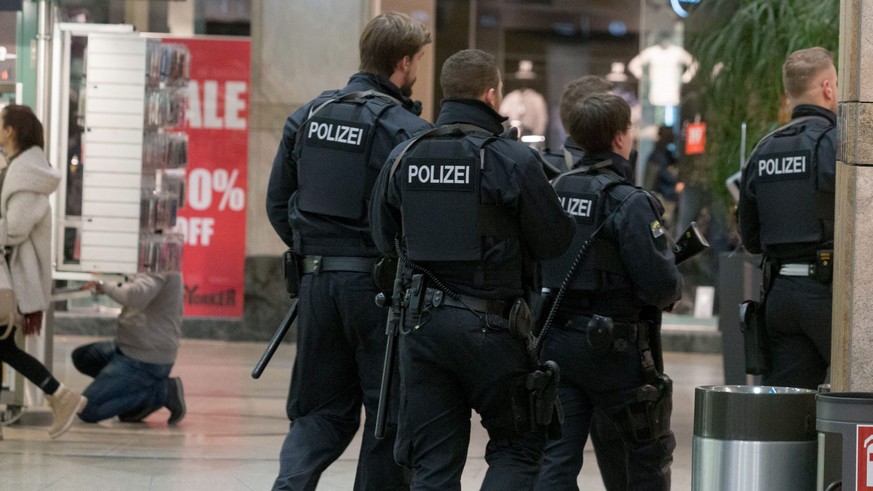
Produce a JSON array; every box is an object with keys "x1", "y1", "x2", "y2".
[
  {"x1": 628, "y1": 33, "x2": 697, "y2": 125},
  {"x1": 499, "y1": 60, "x2": 549, "y2": 138}
]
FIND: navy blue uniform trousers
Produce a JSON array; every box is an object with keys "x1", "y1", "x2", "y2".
[
  {"x1": 272, "y1": 271, "x2": 406, "y2": 491},
  {"x1": 395, "y1": 306, "x2": 545, "y2": 491},
  {"x1": 535, "y1": 318, "x2": 675, "y2": 491},
  {"x1": 762, "y1": 275, "x2": 831, "y2": 390}
]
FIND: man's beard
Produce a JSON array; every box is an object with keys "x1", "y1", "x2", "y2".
[{"x1": 401, "y1": 77, "x2": 415, "y2": 97}]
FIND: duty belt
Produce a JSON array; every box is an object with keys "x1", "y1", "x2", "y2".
[
  {"x1": 779, "y1": 263, "x2": 813, "y2": 277},
  {"x1": 301, "y1": 256, "x2": 375, "y2": 275},
  {"x1": 424, "y1": 287, "x2": 509, "y2": 317},
  {"x1": 567, "y1": 315, "x2": 647, "y2": 343}
]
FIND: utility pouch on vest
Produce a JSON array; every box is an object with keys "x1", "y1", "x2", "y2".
[
  {"x1": 508, "y1": 298, "x2": 532, "y2": 340},
  {"x1": 812, "y1": 249, "x2": 833, "y2": 284},
  {"x1": 284, "y1": 249, "x2": 301, "y2": 298},
  {"x1": 372, "y1": 255, "x2": 399, "y2": 295},
  {"x1": 740, "y1": 299, "x2": 770, "y2": 375}
]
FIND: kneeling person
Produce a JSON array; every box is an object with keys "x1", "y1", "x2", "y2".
[{"x1": 75, "y1": 272, "x2": 185, "y2": 425}]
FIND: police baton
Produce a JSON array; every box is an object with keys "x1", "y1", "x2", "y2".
[
  {"x1": 251, "y1": 301, "x2": 298, "y2": 379},
  {"x1": 375, "y1": 255, "x2": 405, "y2": 440}
]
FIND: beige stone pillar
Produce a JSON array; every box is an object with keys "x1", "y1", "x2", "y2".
[
  {"x1": 247, "y1": 0, "x2": 372, "y2": 257},
  {"x1": 831, "y1": 0, "x2": 873, "y2": 391}
]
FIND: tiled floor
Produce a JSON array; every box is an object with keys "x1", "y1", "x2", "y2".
[{"x1": 0, "y1": 335, "x2": 723, "y2": 490}]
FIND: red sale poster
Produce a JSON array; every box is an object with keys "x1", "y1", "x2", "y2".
[{"x1": 163, "y1": 37, "x2": 250, "y2": 317}]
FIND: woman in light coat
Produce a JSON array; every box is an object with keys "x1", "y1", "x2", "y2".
[{"x1": 0, "y1": 104, "x2": 86, "y2": 439}]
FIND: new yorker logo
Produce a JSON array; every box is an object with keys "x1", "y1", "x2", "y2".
[
  {"x1": 757, "y1": 150, "x2": 811, "y2": 182},
  {"x1": 560, "y1": 192, "x2": 597, "y2": 224},
  {"x1": 304, "y1": 117, "x2": 369, "y2": 153},
  {"x1": 406, "y1": 158, "x2": 475, "y2": 191}
]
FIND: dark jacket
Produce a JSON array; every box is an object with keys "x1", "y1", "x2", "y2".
[
  {"x1": 738, "y1": 104, "x2": 836, "y2": 259},
  {"x1": 552, "y1": 151, "x2": 682, "y2": 317},
  {"x1": 543, "y1": 137, "x2": 586, "y2": 173},
  {"x1": 266, "y1": 72, "x2": 433, "y2": 256},
  {"x1": 369, "y1": 99, "x2": 575, "y2": 299}
]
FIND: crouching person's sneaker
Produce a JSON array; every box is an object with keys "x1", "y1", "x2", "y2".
[
  {"x1": 166, "y1": 377, "x2": 186, "y2": 425},
  {"x1": 46, "y1": 384, "x2": 87, "y2": 439}
]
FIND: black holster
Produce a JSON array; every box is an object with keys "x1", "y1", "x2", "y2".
[
  {"x1": 372, "y1": 255, "x2": 399, "y2": 295},
  {"x1": 608, "y1": 374, "x2": 673, "y2": 443},
  {"x1": 524, "y1": 360, "x2": 564, "y2": 440},
  {"x1": 284, "y1": 249, "x2": 301, "y2": 298},
  {"x1": 740, "y1": 299, "x2": 770, "y2": 375},
  {"x1": 740, "y1": 257, "x2": 776, "y2": 375}
]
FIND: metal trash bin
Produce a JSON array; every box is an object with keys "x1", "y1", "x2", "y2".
[
  {"x1": 692, "y1": 385, "x2": 817, "y2": 490},
  {"x1": 816, "y1": 392, "x2": 873, "y2": 491}
]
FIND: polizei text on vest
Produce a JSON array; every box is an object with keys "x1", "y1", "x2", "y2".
[
  {"x1": 758, "y1": 154, "x2": 807, "y2": 177},
  {"x1": 408, "y1": 164, "x2": 471, "y2": 185},
  {"x1": 308, "y1": 121, "x2": 365, "y2": 146}
]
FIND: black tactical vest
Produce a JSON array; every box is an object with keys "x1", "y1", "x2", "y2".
[
  {"x1": 391, "y1": 125, "x2": 519, "y2": 263},
  {"x1": 749, "y1": 116, "x2": 834, "y2": 248},
  {"x1": 542, "y1": 169, "x2": 633, "y2": 292},
  {"x1": 295, "y1": 90, "x2": 399, "y2": 220}
]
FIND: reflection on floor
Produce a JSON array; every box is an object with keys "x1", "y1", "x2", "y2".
[{"x1": 0, "y1": 336, "x2": 723, "y2": 490}]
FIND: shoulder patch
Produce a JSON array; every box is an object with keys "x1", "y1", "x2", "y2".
[{"x1": 651, "y1": 219, "x2": 667, "y2": 250}]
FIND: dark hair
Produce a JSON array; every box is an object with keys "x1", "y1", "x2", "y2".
[
  {"x1": 440, "y1": 49, "x2": 501, "y2": 99},
  {"x1": 568, "y1": 94, "x2": 630, "y2": 154},
  {"x1": 559, "y1": 75, "x2": 613, "y2": 130},
  {"x1": 359, "y1": 11, "x2": 432, "y2": 79},
  {"x1": 2, "y1": 104, "x2": 44, "y2": 152}
]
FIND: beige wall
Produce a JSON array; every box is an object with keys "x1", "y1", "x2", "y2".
[
  {"x1": 248, "y1": 0, "x2": 373, "y2": 256},
  {"x1": 247, "y1": 0, "x2": 436, "y2": 257}
]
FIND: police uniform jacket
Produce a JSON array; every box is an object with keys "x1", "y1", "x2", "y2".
[
  {"x1": 549, "y1": 152, "x2": 682, "y2": 319},
  {"x1": 266, "y1": 72, "x2": 433, "y2": 257},
  {"x1": 738, "y1": 104, "x2": 836, "y2": 261},
  {"x1": 369, "y1": 99, "x2": 575, "y2": 300},
  {"x1": 542, "y1": 137, "x2": 586, "y2": 172}
]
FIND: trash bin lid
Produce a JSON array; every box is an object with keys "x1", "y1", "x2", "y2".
[
  {"x1": 694, "y1": 385, "x2": 817, "y2": 441},
  {"x1": 817, "y1": 392, "x2": 873, "y2": 424}
]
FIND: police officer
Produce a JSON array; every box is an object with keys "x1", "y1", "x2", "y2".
[
  {"x1": 542, "y1": 74, "x2": 632, "y2": 491},
  {"x1": 534, "y1": 94, "x2": 682, "y2": 491},
  {"x1": 738, "y1": 47, "x2": 837, "y2": 390},
  {"x1": 369, "y1": 49, "x2": 575, "y2": 490},
  {"x1": 542, "y1": 75, "x2": 613, "y2": 172},
  {"x1": 265, "y1": 12, "x2": 432, "y2": 491}
]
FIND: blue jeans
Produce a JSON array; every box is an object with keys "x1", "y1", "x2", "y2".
[{"x1": 72, "y1": 341, "x2": 173, "y2": 423}]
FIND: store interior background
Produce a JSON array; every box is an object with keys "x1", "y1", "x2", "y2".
[{"x1": 7, "y1": 0, "x2": 732, "y2": 357}]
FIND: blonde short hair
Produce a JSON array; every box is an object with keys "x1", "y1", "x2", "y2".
[{"x1": 782, "y1": 47, "x2": 834, "y2": 99}]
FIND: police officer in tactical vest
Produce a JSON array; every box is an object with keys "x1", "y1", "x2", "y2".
[
  {"x1": 542, "y1": 75, "x2": 614, "y2": 172},
  {"x1": 541, "y1": 75, "x2": 636, "y2": 491},
  {"x1": 534, "y1": 94, "x2": 682, "y2": 491},
  {"x1": 369, "y1": 49, "x2": 575, "y2": 490},
  {"x1": 265, "y1": 12, "x2": 433, "y2": 491},
  {"x1": 739, "y1": 47, "x2": 838, "y2": 390}
]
